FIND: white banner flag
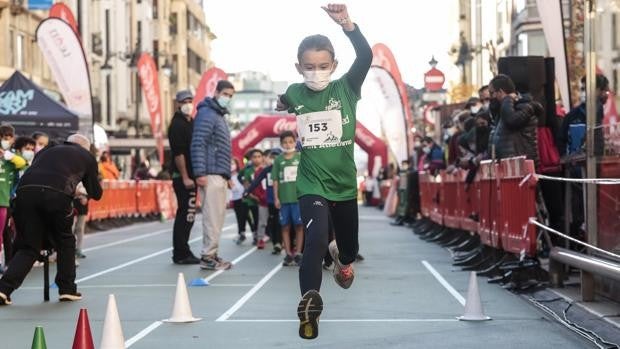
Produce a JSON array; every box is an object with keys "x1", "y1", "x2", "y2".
[{"x1": 36, "y1": 18, "x2": 93, "y2": 137}]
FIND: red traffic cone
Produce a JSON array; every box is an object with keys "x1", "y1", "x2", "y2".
[{"x1": 72, "y1": 308, "x2": 95, "y2": 349}]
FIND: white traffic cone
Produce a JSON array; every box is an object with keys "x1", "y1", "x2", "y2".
[
  {"x1": 457, "y1": 271, "x2": 491, "y2": 321},
  {"x1": 163, "y1": 273, "x2": 201, "y2": 323},
  {"x1": 100, "y1": 294, "x2": 126, "y2": 349}
]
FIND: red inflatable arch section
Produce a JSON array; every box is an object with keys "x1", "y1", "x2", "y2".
[{"x1": 231, "y1": 115, "x2": 388, "y2": 173}]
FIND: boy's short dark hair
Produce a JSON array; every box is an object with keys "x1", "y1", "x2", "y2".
[
  {"x1": 263, "y1": 149, "x2": 271, "y2": 157},
  {"x1": 0, "y1": 125, "x2": 15, "y2": 137},
  {"x1": 489, "y1": 74, "x2": 516, "y2": 94},
  {"x1": 297, "y1": 34, "x2": 335, "y2": 62},
  {"x1": 216, "y1": 80, "x2": 234, "y2": 92},
  {"x1": 14, "y1": 136, "x2": 35, "y2": 150},
  {"x1": 279, "y1": 130, "x2": 296, "y2": 142},
  {"x1": 248, "y1": 148, "x2": 262, "y2": 158}
]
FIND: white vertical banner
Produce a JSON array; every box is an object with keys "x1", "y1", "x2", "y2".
[
  {"x1": 36, "y1": 17, "x2": 93, "y2": 138},
  {"x1": 536, "y1": 0, "x2": 571, "y2": 110}
]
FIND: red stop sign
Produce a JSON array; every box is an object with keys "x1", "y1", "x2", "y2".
[{"x1": 424, "y1": 67, "x2": 445, "y2": 92}]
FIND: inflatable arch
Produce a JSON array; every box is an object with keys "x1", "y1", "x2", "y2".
[{"x1": 231, "y1": 115, "x2": 388, "y2": 174}]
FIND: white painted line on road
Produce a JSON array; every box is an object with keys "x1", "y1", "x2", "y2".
[
  {"x1": 123, "y1": 237, "x2": 258, "y2": 347},
  {"x1": 421, "y1": 260, "x2": 466, "y2": 306},
  {"x1": 76, "y1": 224, "x2": 235, "y2": 284},
  {"x1": 199, "y1": 246, "x2": 258, "y2": 283},
  {"x1": 223, "y1": 318, "x2": 459, "y2": 323},
  {"x1": 82, "y1": 229, "x2": 169, "y2": 253},
  {"x1": 84, "y1": 221, "x2": 165, "y2": 239},
  {"x1": 216, "y1": 262, "x2": 283, "y2": 322},
  {"x1": 125, "y1": 321, "x2": 163, "y2": 347}
]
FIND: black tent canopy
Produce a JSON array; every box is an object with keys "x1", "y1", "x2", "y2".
[{"x1": 0, "y1": 70, "x2": 78, "y2": 139}]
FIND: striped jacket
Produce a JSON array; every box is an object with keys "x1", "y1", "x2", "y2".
[{"x1": 191, "y1": 98, "x2": 232, "y2": 179}]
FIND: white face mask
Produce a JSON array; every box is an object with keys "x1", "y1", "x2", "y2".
[
  {"x1": 471, "y1": 105, "x2": 481, "y2": 114},
  {"x1": 1, "y1": 140, "x2": 11, "y2": 150},
  {"x1": 22, "y1": 150, "x2": 34, "y2": 162},
  {"x1": 302, "y1": 70, "x2": 332, "y2": 91},
  {"x1": 217, "y1": 96, "x2": 231, "y2": 109},
  {"x1": 180, "y1": 103, "x2": 193, "y2": 115},
  {"x1": 423, "y1": 146, "x2": 431, "y2": 154},
  {"x1": 579, "y1": 90, "x2": 586, "y2": 104},
  {"x1": 283, "y1": 147, "x2": 296, "y2": 153}
]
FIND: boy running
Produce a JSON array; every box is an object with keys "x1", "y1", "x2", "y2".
[
  {"x1": 272, "y1": 131, "x2": 303, "y2": 266},
  {"x1": 276, "y1": 3, "x2": 371, "y2": 339}
]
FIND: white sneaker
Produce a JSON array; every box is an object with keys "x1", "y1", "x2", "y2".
[{"x1": 328, "y1": 241, "x2": 355, "y2": 289}]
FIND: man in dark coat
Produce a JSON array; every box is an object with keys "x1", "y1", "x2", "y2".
[{"x1": 0, "y1": 134, "x2": 102, "y2": 305}]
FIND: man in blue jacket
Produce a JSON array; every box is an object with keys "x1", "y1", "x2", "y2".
[{"x1": 191, "y1": 80, "x2": 235, "y2": 270}]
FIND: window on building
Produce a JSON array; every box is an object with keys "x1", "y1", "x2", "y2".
[
  {"x1": 170, "y1": 13, "x2": 177, "y2": 35},
  {"x1": 16, "y1": 34, "x2": 24, "y2": 70},
  {"x1": 153, "y1": 0, "x2": 158, "y2": 19}
]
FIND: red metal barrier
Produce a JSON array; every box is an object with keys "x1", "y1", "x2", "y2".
[
  {"x1": 419, "y1": 172, "x2": 432, "y2": 218},
  {"x1": 498, "y1": 157, "x2": 537, "y2": 256},
  {"x1": 477, "y1": 160, "x2": 502, "y2": 249},
  {"x1": 87, "y1": 180, "x2": 175, "y2": 221},
  {"x1": 417, "y1": 156, "x2": 540, "y2": 257},
  {"x1": 458, "y1": 170, "x2": 479, "y2": 233},
  {"x1": 441, "y1": 170, "x2": 461, "y2": 229}
]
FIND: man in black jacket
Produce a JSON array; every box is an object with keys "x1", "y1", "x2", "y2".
[
  {"x1": 488, "y1": 74, "x2": 541, "y2": 168},
  {"x1": 168, "y1": 90, "x2": 200, "y2": 264},
  {"x1": 0, "y1": 134, "x2": 102, "y2": 305}
]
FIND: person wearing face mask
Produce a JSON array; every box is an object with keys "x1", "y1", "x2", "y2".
[
  {"x1": 558, "y1": 74, "x2": 608, "y2": 157},
  {"x1": 421, "y1": 136, "x2": 446, "y2": 175},
  {"x1": 478, "y1": 85, "x2": 491, "y2": 111},
  {"x1": 1, "y1": 136, "x2": 34, "y2": 267},
  {"x1": 275, "y1": 4, "x2": 371, "y2": 339},
  {"x1": 31, "y1": 131, "x2": 49, "y2": 153},
  {"x1": 488, "y1": 74, "x2": 541, "y2": 168},
  {"x1": 0, "y1": 125, "x2": 27, "y2": 274},
  {"x1": 191, "y1": 80, "x2": 235, "y2": 271},
  {"x1": 168, "y1": 90, "x2": 200, "y2": 265}
]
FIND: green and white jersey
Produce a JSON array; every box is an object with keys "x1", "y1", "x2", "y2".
[
  {"x1": 272, "y1": 153, "x2": 300, "y2": 204},
  {"x1": 284, "y1": 77, "x2": 359, "y2": 201}
]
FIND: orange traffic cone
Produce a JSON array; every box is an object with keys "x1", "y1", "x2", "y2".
[{"x1": 72, "y1": 308, "x2": 95, "y2": 349}]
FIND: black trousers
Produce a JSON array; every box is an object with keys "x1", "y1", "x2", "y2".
[
  {"x1": 0, "y1": 188, "x2": 76, "y2": 296},
  {"x1": 235, "y1": 201, "x2": 257, "y2": 236},
  {"x1": 172, "y1": 178, "x2": 197, "y2": 261},
  {"x1": 232, "y1": 199, "x2": 246, "y2": 235},
  {"x1": 267, "y1": 203, "x2": 281, "y2": 244},
  {"x1": 298, "y1": 195, "x2": 358, "y2": 295}
]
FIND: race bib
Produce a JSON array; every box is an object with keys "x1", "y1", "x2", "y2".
[
  {"x1": 297, "y1": 110, "x2": 342, "y2": 147},
  {"x1": 267, "y1": 173, "x2": 273, "y2": 186},
  {"x1": 283, "y1": 165, "x2": 298, "y2": 182}
]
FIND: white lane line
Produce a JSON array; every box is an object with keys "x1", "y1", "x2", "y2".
[
  {"x1": 123, "y1": 238, "x2": 258, "y2": 347},
  {"x1": 200, "y1": 247, "x2": 258, "y2": 283},
  {"x1": 75, "y1": 224, "x2": 235, "y2": 284},
  {"x1": 421, "y1": 260, "x2": 466, "y2": 306},
  {"x1": 223, "y1": 319, "x2": 458, "y2": 323},
  {"x1": 216, "y1": 262, "x2": 283, "y2": 322},
  {"x1": 84, "y1": 221, "x2": 165, "y2": 239},
  {"x1": 125, "y1": 321, "x2": 163, "y2": 347},
  {"x1": 82, "y1": 229, "x2": 169, "y2": 253}
]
